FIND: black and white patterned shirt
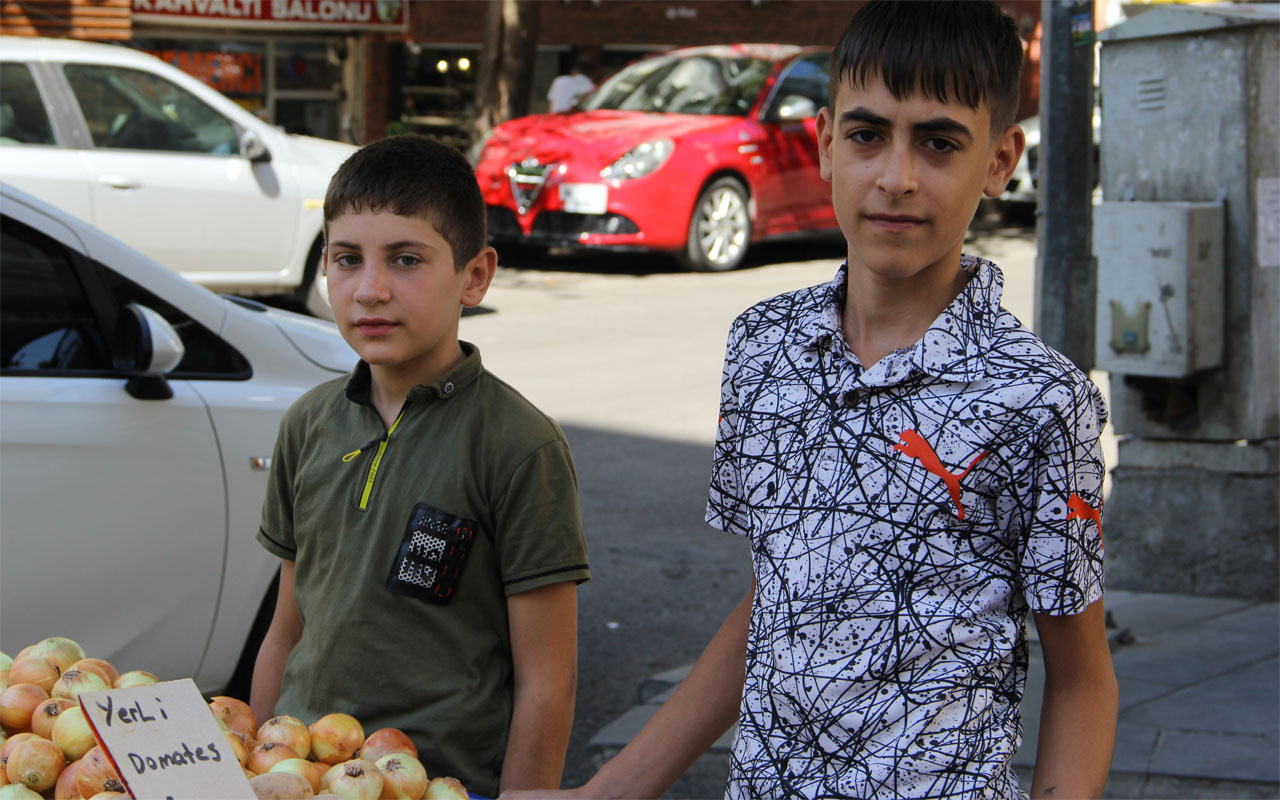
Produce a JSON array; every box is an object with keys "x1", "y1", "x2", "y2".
[{"x1": 707, "y1": 256, "x2": 1106, "y2": 799}]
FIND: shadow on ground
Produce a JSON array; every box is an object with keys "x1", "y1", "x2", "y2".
[{"x1": 558, "y1": 423, "x2": 751, "y2": 797}]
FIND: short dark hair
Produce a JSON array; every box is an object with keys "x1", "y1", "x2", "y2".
[
  {"x1": 324, "y1": 134, "x2": 486, "y2": 270},
  {"x1": 829, "y1": 0, "x2": 1024, "y2": 132}
]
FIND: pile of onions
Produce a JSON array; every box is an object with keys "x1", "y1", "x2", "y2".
[{"x1": 1, "y1": 639, "x2": 473, "y2": 800}]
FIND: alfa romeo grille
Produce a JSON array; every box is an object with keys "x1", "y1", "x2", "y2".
[{"x1": 509, "y1": 159, "x2": 551, "y2": 214}]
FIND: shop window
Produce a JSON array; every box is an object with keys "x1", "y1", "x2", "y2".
[
  {"x1": 133, "y1": 40, "x2": 267, "y2": 117},
  {"x1": 63, "y1": 64, "x2": 239, "y2": 155},
  {"x1": 0, "y1": 63, "x2": 55, "y2": 146},
  {"x1": 275, "y1": 41, "x2": 339, "y2": 92},
  {"x1": 396, "y1": 45, "x2": 478, "y2": 149}
]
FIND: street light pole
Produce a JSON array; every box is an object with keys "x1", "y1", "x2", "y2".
[{"x1": 1034, "y1": 0, "x2": 1097, "y2": 370}]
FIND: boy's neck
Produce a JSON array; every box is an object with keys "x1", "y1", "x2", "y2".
[
  {"x1": 841, "y1": 254, "x2": 971, "y2": 369},
  {"x1": 366, "y1": 343, "x2": 465, "y2": 428}
]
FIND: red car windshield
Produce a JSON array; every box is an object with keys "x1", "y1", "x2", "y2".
[{"x1": 580, "y1": 54, "x2": 771, "y2": 116}]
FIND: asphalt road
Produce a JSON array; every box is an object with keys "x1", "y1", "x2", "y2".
[{"x1": 461, "y1": 212, "x2": 1053, "y2": 795}]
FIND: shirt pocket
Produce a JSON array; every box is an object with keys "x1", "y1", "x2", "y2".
[{"x1": 385, "y1": 502, "x2": 481, "y2": 604}]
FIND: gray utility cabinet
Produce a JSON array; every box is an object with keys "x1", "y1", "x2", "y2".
[{"x1": 1095, "y1": 4, "x2": 1278, "y2": 598}]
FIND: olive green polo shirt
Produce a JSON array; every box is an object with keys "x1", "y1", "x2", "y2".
[{"x1": 257, "y1": 342, "x2": 589, "y2": 797}]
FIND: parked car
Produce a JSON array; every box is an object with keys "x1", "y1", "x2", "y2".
[
  {"x1": 0, "y1": 36, "x2": 356, "y2": 317},
  {"x1": 997, "y1": 110, "x2": 1101, "y2": 220},
  {"x1": 0, "y1": 182, "x2": 356, "y2": 694},
  {"x1": 471, "y1": 44, "x2": 838, "y2": 272}
]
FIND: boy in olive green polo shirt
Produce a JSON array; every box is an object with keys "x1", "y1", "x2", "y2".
[{"x1": 250, "y1": 135, "x2": 590, "y2": 798}]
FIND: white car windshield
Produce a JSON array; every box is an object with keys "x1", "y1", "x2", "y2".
[{"x1": 580, "y1": 54, "x2": 770, "y2": 116}]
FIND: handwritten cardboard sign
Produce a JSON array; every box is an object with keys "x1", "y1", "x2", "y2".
[{"x1": 79, "y1": 679, "x2": 254, "y2": 799}]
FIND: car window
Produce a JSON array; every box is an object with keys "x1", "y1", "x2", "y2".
[
  {"x1": 97, "y1": 267, "x2": 252, "y2": 380},
  {"x1": 766, "y1": 54, "x2": 830, "y2": 117},
  {"x1": 0, "y1": 63, "x2": 56, "y2": 146},
  {"x1": 0, "y1": 217, "x2": 113, "y2": 374},
  {"x1": 62, "y1": 64, "x2": 239, "y2": 155},
  {"x1": 582, "y1": 54, "x2": 770, "y2": 116}
]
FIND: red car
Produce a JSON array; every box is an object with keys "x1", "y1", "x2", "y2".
[{"x1": 472, "y1": 44, "x2": 837, "y2": 272}]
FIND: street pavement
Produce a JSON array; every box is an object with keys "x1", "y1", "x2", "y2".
[{"x1": 464, "y1": 214, "x2": 1279, "y2": 799}]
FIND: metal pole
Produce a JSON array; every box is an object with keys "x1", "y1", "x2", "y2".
[{"x1": 1034, "y1": 0, "x2": 1097, "y2": 369}]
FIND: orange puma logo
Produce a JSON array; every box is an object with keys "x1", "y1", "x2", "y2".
[
  {"x1": 893, "y1": 429, "x2": 987, "y2": 520},
  {"x1": 1067, "y1": 493, "x2": 1103, "y2": 546}
]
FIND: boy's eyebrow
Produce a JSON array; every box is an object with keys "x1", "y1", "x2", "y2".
[
  {"x1": 841, "y1": 107, "x2": 974, "y2": 142},
  {"x1": 327, "y1": 239, "x2": 437, "y2": 251}
]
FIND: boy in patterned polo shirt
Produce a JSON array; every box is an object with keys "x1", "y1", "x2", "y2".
[
  {"x1": 251, "y1": 135, "x2": 590, "y2": 798},
  {"x1": 503, "y1": 2, "x2": 1117, "y2": 799}
]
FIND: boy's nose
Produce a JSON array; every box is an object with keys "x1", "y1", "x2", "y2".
[
  {"x1": 876, "y1": 144, "x2": 918, "y2": 198},
  {"x1": 353, "y1": 265, "x2": 391, "y2": 304}
]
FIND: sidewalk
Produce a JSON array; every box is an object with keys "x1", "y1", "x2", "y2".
[{"x1": 589, "y1": 590, "x2": 1280, "y2": 799}]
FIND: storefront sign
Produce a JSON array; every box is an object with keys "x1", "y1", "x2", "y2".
[
  {"x1": 132, "y1": 0, "x2": 407, "y2": 31},
  {"x1": 79, "y1": 679, "x2": 253, "y2": 799},
  {"x1": 141, "y1": 47, "x2": 264, "y2": 96}
]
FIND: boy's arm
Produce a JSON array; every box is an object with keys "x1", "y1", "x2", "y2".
[
  {"x1": 249, "y1": 559, "x2": 303, "y2": 725},
  {"x1": 1030, "y1": 597, "x2": 1118, "y2": 799},
  {"x1": 501, "y1": 580, "x2": 580, "y2": 792},
  {"x1": 504, "y1": 577, "x2": 752, "y2": 800}
]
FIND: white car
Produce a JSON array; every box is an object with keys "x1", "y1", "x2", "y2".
[
  {"x1": 0, "y1": 36, "x2": 356, "y2": 317},
  {"x1": 0, "y1": 182, "x2": 356, "y2": 694},
  {"x1": 997, "y1": 111, "x2": 1100, "y2": 220}
]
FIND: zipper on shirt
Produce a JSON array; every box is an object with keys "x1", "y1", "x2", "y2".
[{"x1": 342, "y1": 406, "x2": 407, "y2": 510}]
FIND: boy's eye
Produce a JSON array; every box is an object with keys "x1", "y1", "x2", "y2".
[
  {"x1": 333, "y1": 253, "x2": 360, "y2": 268},
  {"x1": 923, "y1": 137, "x2": 958, "y2": 154},
  {"x1": 847, "y1": 128, "x2": 880, "y2": 144},
  {"x1": 393, "y1": 254, "x2": 422, "y2": 268}
]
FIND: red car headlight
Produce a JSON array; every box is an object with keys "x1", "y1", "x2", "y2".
[{"x1": 600, "y1": 139, "x2": 674, "y2": 181}]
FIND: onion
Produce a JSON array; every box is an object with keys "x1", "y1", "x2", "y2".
[
  {"x1": 26, "y1": 639, "x2": 83, "y2": 677},
  {"x1": 309, "y1": 714, "x2": 364, "y2": 765},
  {"x1": 258, "y1": 715, "x2": 311, "y2": 760},
  {"x1": 320, "y1": 762, "x2": 343, "y2": 791},
  {"x1": 224, "y1": 729, "x2": 249, "y2": 765},
  {"x1": 5, "y1": 735, "x2": 65, "y2": 792},
  {"x1": 246, "y1": 741, "x2": 300, "y2": 775},
  {"x1": 249, "y1": 771, "x2": 315, "y2": 798},
  {"x1": 424, "y1": 776, "x2": 470, "y2": 800},
  {"x1": 29, "y1": 697, "x2": 75, "y2": 740},
  {"x1": 7, "y1": 659, "x2": 57, "y2": 694},
  {"x1": 76, "y1": 746, "x2": 125, "y2": 797},
  {"x1": 113, "y1": 671, "x2": 158, "y2": 689},
  {"x1": 374, "y1": 753, "x2": 428, "y2": 800},
  {"x1": 0, "y1": 654, "x2": 10, "y2": 673},
  {"x1": 54, "y1": 758, "x2": 81, "y2": 799},
  {"x1": 326, "y1": 759, "x2": 381, "y2": 800},
  {"x1": 86, "y1": 794, "x2": 129, "y2": 800},
  {"x1": 359, "y1": 728, "x2": 416, "y2": 763},
  {"x1": 71, "y1": 659, "x2": 118, "y2": 688},
  {"x1": 50, "y1": 669, "x2": 108, "y2": 702},
  {"x1": 0, "y1": 783, "x2": 43, "y2": 799},
  {"x1": 1, "y1": 733, "x2": 38, "y2": 776},
  {"x1": 0, "y1": 684, "x2": 49, "y2": 733},
  {"x1": 209, "y1": 696, "x2": 257, "y2": 740},
  {"x1": 270, "y1": 757, "x2": 325, "y2": 792},
  {"x1": 51, "y1": 705, "x2": 96, "y2": 761}
]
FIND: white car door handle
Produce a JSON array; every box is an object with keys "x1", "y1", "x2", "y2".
[{"x1": 99, "y1": 175, "x2": 141, "y2": 190}]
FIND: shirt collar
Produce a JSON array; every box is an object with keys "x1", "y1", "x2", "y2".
[
  {"x1": 343, "y1": 340, "x2": 485, "y2": 405},
  {"x1": 793, "y1": 255, "x2": 1004, "y2": 383}
]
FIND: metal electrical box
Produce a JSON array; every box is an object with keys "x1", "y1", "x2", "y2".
[{"x1": 1093, "y1": 201, "x2": 1223, "y2": 377}]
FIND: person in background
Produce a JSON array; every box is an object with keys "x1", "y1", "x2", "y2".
[{"x1": 547, "y1": 58, "x2": 595, "y2": 113}]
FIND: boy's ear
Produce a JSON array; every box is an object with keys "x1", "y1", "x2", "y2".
[
  {"x1": 983, "y1": 123, "x2": 1027, "y2": 198},
  {"x1": 461, "y1": 246, "x2": 498, "y2": 308},
  {"x1": 816, "y1": 106, "x2": 835, "y2": 183}
]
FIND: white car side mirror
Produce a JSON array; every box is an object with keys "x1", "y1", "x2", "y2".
[
  {"x1": 125, "y1": 303, "x2": 185, "y2": 400},
  {"x1": 775, "y1": 94, "x2": 817, "y2": 122},
  {"x1": 240, "y1": 129, "x2": 272, "y2": 163}
]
